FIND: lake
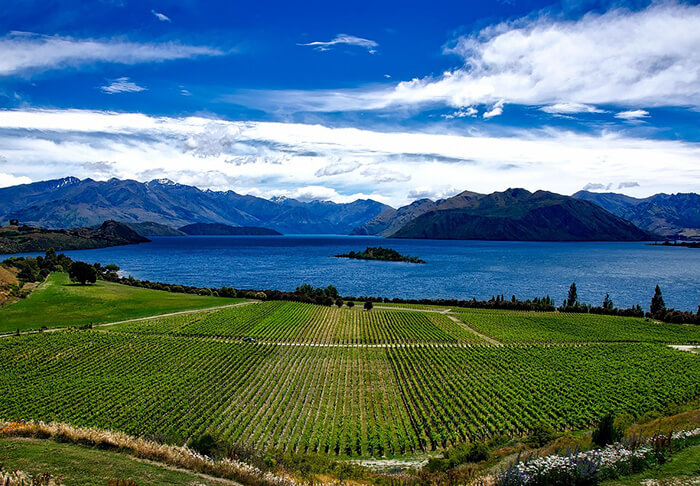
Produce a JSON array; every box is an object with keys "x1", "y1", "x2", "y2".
[{"x1": 24, "y1": 235, "x2": 699, "y2": 312}]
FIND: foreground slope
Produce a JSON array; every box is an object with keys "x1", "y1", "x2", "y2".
[
  {"x1": 391, "y1": 188, "x2": 657, "y2": 241},
  {"x1": 0, "y1": 273, "x2": 243, "y2": 332}
]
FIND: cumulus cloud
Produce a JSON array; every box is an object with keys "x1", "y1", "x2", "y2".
[
  {"x1": 407, "y1": 186, "x2": 460, "y2": 200},
  {"x1": 298, "y1": 34, "x2": 378, "y2": 53},
  {"x1": 151, "y1": 10, "x2": 171, "y2": 22},
  {"x1": 483, "y1": 100, "x2": 504, "y2": 119},
  {"x1": 0, "y1": 32, "x2": 223, "y2": 76},
  {"x1": 0, "y1": 109, "x2": 697, "y2": 206},
  {"x1": 237, "y1": 3, "x2": 700, "y2": 114},
  {"x1": 541, "y1": 103, "x2": 605, "y2": 114},
  {"x1": 100, "y1": 77, "x2": 146, "y2": 94},
  {"x1": 615, "y1": 109, "x2": 650, "y2": 120},
  {"x1": 0, "y1": 172, "x2": 31, "y2": 187}
]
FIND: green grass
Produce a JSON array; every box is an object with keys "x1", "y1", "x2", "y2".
[
  {"x1": 601, "y1": 444, "x2": 700, "y2": 485},
  {"x1": 0, "y1": 273, "x2": 244, "y2": 333},
  {"x1": 455, "y1": 309, "x2": 700, "y2": 343},
  {"x1": 0, "y1": 437, "x2": 231, "y2": 485}
]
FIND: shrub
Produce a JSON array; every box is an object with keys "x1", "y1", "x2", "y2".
[
  {"x1": 527, "y1": 423, "x2": 555, "y2": 448},
  {"x1": 364, "y1": 301, "x2": 373, "y2": 311},
  {"x1": 68, "y1": 262, "x2": 97, "y2": 285},
  {"x1": 346, "y1": 301, "x2": 355, "y2": 308},
  {"x1": 188, "y1": 433, "x2": 220, "y2": 457}
]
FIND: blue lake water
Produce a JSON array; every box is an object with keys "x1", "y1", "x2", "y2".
[{"x1": 17, "y1": 235, "x2": 700, "y2": 311}]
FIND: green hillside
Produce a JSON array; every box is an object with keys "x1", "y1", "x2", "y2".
[{"x1": 0, "y1": 273, "x2": 244, "y2": 332}]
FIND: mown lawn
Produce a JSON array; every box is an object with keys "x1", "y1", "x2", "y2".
[
  {"x1": 0, "y1": 273, "x2": 244, "y2": 332},
  {"x1": 0, "y1": 437, "x2": 233, "y2": 485}
]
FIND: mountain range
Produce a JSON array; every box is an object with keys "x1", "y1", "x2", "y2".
[
  {"x1": 360, "y1": 188, "x2": 657, "y2": 241},
  {"x1": 572, "y1": 191, "x2": 700, "y2": 239},
  {"x1": 0, "y1": 177, "x2": 390, "y2": 235},
  {"x1": 1, "y1": 177, "x2": 696, "y2": 241}
]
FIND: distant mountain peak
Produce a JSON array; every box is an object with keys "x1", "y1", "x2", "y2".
[{"x1": 147, "y1": 178, "x2": 178, "y2": 186}]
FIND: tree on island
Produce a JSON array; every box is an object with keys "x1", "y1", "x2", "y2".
[
  {"x1": 650, "y1": 285, "x2": 666, "y2": 318},
  {"x1": 69, "y1": 261, "x2": 97, "y2": 285},
  {"x1": 566, "y1": 282, "x2": 578, "y2": 307},
  {"x1": 364, "y1": 301, "x2": 373, "y2": 311}
]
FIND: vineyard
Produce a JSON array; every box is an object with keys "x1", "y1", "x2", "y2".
[
  {"x1": 1, "y1": 304, "x2": 699, "y2": 457},
  {"x1": 109, "y1": 302, "x2": 484, "y2": 344},
  {"x1": 455, "y1": 309, "x2": 700, "y2": 343}
]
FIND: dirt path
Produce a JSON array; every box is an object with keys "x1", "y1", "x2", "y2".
[
  {"x1": 444, "y1": 314, "x2": 502, "y2": 345},
  {"x1": 94, "y1": 300, "x2": 260, "y2": 329}
]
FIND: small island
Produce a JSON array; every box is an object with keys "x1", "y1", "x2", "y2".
[
  {"x1": 335, "y1": 246, "x2": 426, "y2": 264},
  {"x1": 648, "y1": 241, "x2": 700, "y2": 249}
]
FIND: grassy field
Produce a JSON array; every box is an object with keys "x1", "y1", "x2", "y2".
[
  {"x1": 0, "y1": 437, "x2": 233, "y2": 485},
  {"x1": 0, "y1": 273, "x2": 245, "y2": 333}
]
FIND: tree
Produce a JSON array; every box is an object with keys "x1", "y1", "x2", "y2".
[
  {"x1": 68, "y1": 261, "x2": 97, "y2": 285},
  {"x1": 364, "y1": 301, "x2": 373, "y2": 311},
  {"x1": 650, "y1": 285, "x2": 666, "y2": 317},
  {"x1": 346, "y1": 301, "x2": 355, "y2": 309},
  {"x1": 566, "y1": 282, "x2": 578, "y2": 307},
  {"x1": 335, "y1": 298, "x2": 344, "y2": 308},
  {"x1": 325, "y1": 285, "x2": 338, "y2": 298},
  {"x1": 603, "y1": 293, "x2": 613, "y2": 310},
  {"x1": 592, "y1": 413, "x2": 623, "y2": 446},
  {"x1": 9, "y1": 219, "x2": 18, "y2": 226}
]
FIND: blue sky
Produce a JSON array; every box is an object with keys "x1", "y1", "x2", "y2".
[{"x1": 0, "y1": 0, "x2": 698, "y2": 206}]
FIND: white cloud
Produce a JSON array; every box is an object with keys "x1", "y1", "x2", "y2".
[
  {"x1": 239, "y1": 2, "x2": 700, "y2": 113},
  {"x1": 615, "y1": 109, "x2": 650, "y2": 120},
  {"x1": 0, "y1": 32, "x2": 223, "y2": 76},
  {"x1": 100, "y1": 77, "x2": 146, "y2": 94},
  {"x1": 618, "y1": 181, "x2": 639, "y2": 189},
  {"x1": 299, "y1": 34, "x2": 378, "y2": 54},
  {"x1": 0, "y1": 109, "x2": 697, "y2": 206},
  {"x1": 541, "y1": 103, "x2": 605, "y2": 114},
  {"x1": 582, "y1": 182, "x2": 612, "y2": 191},
  {"x1": 151, "y1": 10, "x2": 171, "y2": 22},
  {"x1": 315, "y1": 161, "x2": 361, "y2": 177},
  {"x1": 483, "y1": 100, "x2": 504, "y2": 119},
  {"x1": 0, "y1": 172, "x2": 31, "y2": 188},
  {"x1": 407, "y1": 186, "x2": 460, "y2": 200},
  {"x1": 443, "y1": 107, "x2": 478, "y2": 119}
]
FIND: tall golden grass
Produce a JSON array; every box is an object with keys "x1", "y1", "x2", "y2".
[{"x1": 0, "y1": 420, "x2": 298, "y2": 486}]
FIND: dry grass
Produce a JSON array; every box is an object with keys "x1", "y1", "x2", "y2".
[
  {"x1": 627, "y1": 410, "x2": 700, "y2": 438},
  {"x1": 0, "y1": 421, "x2": 297, "y2": 486},
  {"x1": 0, "y1": 469, "x2": 62, "y2": 485}
]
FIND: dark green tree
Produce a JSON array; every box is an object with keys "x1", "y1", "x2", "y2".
[
  {"x1": 346, "y1": 301, "x2": 355, "y2": 309},
  {"x1": 603, "y1": 293, "x2": 613, "y2": 310},
  {"x1": 335, "y1": 298, "x2": 344, "y2": 308},
  {"x1": 566, "y1": 282, "x2": 578, "y2": 307},
  {"x1": 363, "y1": 301, "x2": 373, "y2": 311},
  {"x1": 592, "y1": 413, "x2": 623, "y2": 446},
  {"x1": 68, "y1": 261, "x2": 97, "y2": 285},
  {"x1": 650, "y1": 285, "x2": 666, "y2": 317}
]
